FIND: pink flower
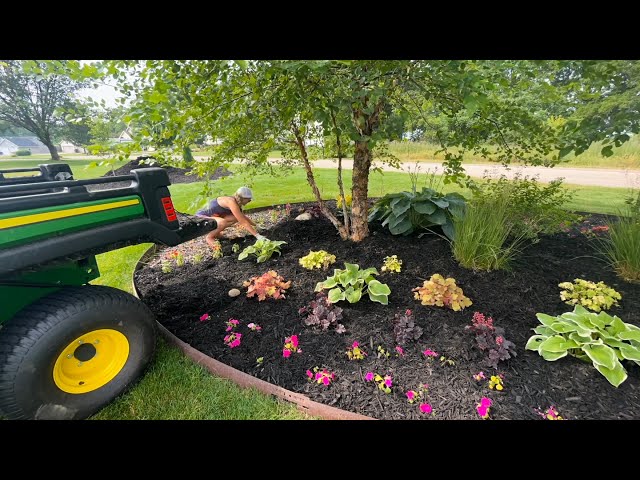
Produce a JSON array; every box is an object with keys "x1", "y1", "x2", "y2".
[
  {"x1": 395, "y1": 346, "x2": 405, "y2": 357},
  {"x1": 247, "y1": 322, "x2": 262, "y2": 331},
  {"x1": 496, "y1": 336, "x2": 504, "y2": 345},
  {"x1": 199, "y1": 313, "x2": 210, "y2": 322},
  {"x1": 283, "y1": 349, "x2": 291, "y2": 358},
  {"x1": 290, "y1": 335, "x2": 299, "y2": 348},
  {"x1": 365, "y1": 372, "x2": 374, "y2": 382},
  {"x1": 423, "y1": 349, "x2": 438, "y2": 357},
  {"x1": 405, "y1": 309, "x2": 412, "y2": 316},
  {"x1": 322, "y1": 376, "x2": 330, "y2": 386},
  {"x1": 419, "y1": 403, "x2": 432, "y2": 414},
  {"x1": 473, "y1": 371, "x2": 486, "y2": 381},
  {"x1": 384, "y1": 375, "x2": 393, "y2": 388},
  {"x1": 352, "y1": 341, "x2": 359, "y2": 348},
  {"x1": 306, "y1": 369, "x2": 313, "y2": 379},
  {"x1": 406, "y1": 390, "x2": 416, "y2": 401},
  {"x1": 476, "y1": 397, "x2": 492, "y2": 419}
]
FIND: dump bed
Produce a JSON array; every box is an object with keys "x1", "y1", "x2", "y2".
[{"x1": 0, "y1": 164, "x2": 215, "y2": 275}]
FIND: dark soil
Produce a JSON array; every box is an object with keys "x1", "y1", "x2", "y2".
[
  {"x1": 134, "y1": 205, "x2": 640, "y2": 420},
  {"x1": 88, "y1": 157, "x2": 231, "y2": 191}
]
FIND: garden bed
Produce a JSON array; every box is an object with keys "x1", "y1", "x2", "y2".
[{"x1": 134, "y1": 204, "x2": 640, "y2": 420}]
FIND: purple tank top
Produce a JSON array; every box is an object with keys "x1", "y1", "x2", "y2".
[{"x1": 196, "y1": 198, "x2": 232, "y2": 217}]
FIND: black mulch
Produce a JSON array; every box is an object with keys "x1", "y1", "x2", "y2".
[
  {"x1": 134, "y1": 205, "x2": 640, "y2": 420},
  {"x1": 88, "y1": 157, "x2": 230, "y2": 191}
]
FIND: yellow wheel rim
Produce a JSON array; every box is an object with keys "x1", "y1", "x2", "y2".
[{"x1": 53, "y1": 329, "x2": 130, "y2": 394}]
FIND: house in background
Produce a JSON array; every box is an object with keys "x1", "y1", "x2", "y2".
[
  {"x1": 0, "y1": 136, "x2": 49, "y2": 156},
  {"x1": 108, "y1": 127, "x2": 134, "y2": 145},
  {"x1": 59, "y1": 140, "x2": 87, "y2": 154}
]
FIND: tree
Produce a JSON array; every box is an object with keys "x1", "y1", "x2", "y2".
[
  {"x1": 93, "y1": 60, "x2": 640, "y2": 241},
  {"x1": 0, "y1": 60, "x2": 87, "y2": 160}
]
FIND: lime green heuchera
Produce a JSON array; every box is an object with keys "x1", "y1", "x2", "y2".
[
  {"x1": 558, "y1": 278, "x2": 622, "y2": 312},
  {"x1": 526, "y1": 305, "x2": 640, "y2": 387},
  {"x1": 381, "y1": 255, "x2": 402, "y2": 273},
  {"x1": 299, "y1": 250, "x2": 337, "y2": 270}
]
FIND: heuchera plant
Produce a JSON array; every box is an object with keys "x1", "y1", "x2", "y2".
[
  {"x1": 465, "y1": 312, "x2": 517, "y2": 369},
  {"x1": 299, "y1": 250, "x2": 337, "y2": 270},
  {"x1": 298, "y1": 291, "x2": 346, "y2": 333},
  {"x1": 412, "y1": 274, "x2": 472, "y2": 311},
  {"x1": 244, "y1": 270, "x2": 291, "y2": 301},
  {"x1": 306, "y1": 367, "x2": 336, "y2": 386},
  {"x1": 346, "y1": 341, "x2": 367, "y2": 360},
  {"x1": 381, "y1": 255, "x2": 402, "y2": 273},
  {"x1": 393, "y1": 309, "x2": 423, "y2": 345},
  {"x1": 283, "y1": 335, "x2": 301, "y2": 358},
  {"x1": 558, "y1": 278, "x2": 622, "y2": 312}
]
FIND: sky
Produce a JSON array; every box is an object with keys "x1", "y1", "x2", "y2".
[{"x1": 75, "y1": 60, "x2": 122, "y2": 108}]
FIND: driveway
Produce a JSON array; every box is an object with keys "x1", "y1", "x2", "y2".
[{"x1": 306, "y1": 159, "x2": 640, "y2": 189}]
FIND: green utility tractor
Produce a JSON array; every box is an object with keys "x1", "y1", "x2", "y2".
[{"x1": 0, "y1": 163, "x2": 215, "y2": 419}]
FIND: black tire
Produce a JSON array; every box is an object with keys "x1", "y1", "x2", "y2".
[{"x1": 0, "y1": 285, "x2": 157, "y2": 419}]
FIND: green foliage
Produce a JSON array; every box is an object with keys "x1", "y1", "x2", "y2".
[
  {"x1": 315, "y1": 262, "x2": 391, "y2": 305},
  {"x1": 596, "y1": 208, "x2": 640, "y2": 283},
  {"x1": 452, "y1": 193, "x2": 529, "y2": 271},
  {"x1": 231, "y1": 243, "x2": 241, "y2": 254},
  {"x1": 299, "y1": 250, "x2": 336, "y2": 270},
  {"x1": 14, "y1": 149, "x2": 31, "y2": 156},
  {"x1": 526, "y1": 305, "x2": 640, "y2": 387},
  {"x1": 336, "y1": 193, "x2": 352, "y2": 209},
  {"x1": 381, "y1": 255, "x2": 402, "y2": 273},
  {"x1": 558, "y1": 278, "x2": 622, "y2": 312},
  {"x1": 412, "y1": 273, "x2": 472, "y2": 311},
  {"x1": 238, "y1": 238, "x2": 287, "y2": 263},
  {"x1": 471, "y1": 173, "x2": 578, "y2": 241},
  {"x1": 368, "y1": 187, "x2": 466, "y2": 240}
]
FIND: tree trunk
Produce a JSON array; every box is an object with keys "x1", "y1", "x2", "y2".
[
  {"x1": 44, "y1": 139, "x2": 60, "y2": 161},
  {"x1": 350, "y1": 140, "x2": 372, "y2": 241}
]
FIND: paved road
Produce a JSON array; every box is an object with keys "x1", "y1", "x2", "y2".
[{"x1": 303, "y1": 159, "x2": 640, "y2": 189}]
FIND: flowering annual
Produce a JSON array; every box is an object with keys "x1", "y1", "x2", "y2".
[
  {"x1": 283, "y1": 335, "x2": 301, "y2": 358},
  {"x1": 346, "y1": 341, "x2": 367, "y2": 360}
]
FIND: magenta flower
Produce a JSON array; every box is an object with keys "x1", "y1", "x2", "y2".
[
  {"x1": 199, "y1": 313, "x2": 210, "y2": 322},
  {"x1": 352, "y1": 341, "x2": 359, "y2": 348},
  {"x1": 306, "y1": 369, "x2": 313, "y2": 379},
  {"x1": 473, "y1": 371, "x2": 486, "y2": 381},
  {"x1": 476, "y1": 397, "x2": 492, "y2": 419},
  {"x1": 406, "y1": 390, "x2": 416, "y2": 401},
  {"x1": 365, "y1": 372, "x2": 374, "y2": 382},
  {"x1": 395, "y1": 345, "x2": 405, "y2": 357},
  {"x1": 290, "y1": 335, "x2": 299, "y2": 348},
  {"x1": 225, "y1": 318, "x2": 240, "y2": 331},
  {"x1": 423, "y1": 349, "x2": 438, "y2": 357},
  {"x1": 384, "y1": 375, "x2": 393, "y2": 388},
  {"x1": 247, "y1": 322, "x2": 262, "y2": 331},
  {"x1": 283, "y1": 349, "x2": 291, "y2": 358},
  {"x1": 223, "y1": 332, "x2": 242, "y2": 348},
  {"x1": 419, "y1": 403, "x2": 433, "y2": 414},
  {"x1": 321, "y1": 376, "x2": 330, "y2": 386}
]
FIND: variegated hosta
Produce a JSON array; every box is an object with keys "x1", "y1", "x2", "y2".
[
  {"x1": 526, "y1": 305, "x2": 640, "y2": 387},
  {"x1": 314, "y1": 263, "x2": 391, "y2": 305}
]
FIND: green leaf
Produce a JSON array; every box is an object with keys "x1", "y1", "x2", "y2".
[
  {"x1": 320, "y1": 277, "x2": 337, "y2": 290},
  {"x1": 525, "y1": 335, "x2": 546, "y2": 351},
  {"x1": 368, "y1": 291, "x2": 389, "y2": 305},
  {"x1": 539, "y1": 335, "x2": 578, "y2": 353},
  {"x1": 618, "y1": 330, "x2": 640, "y2": 342},
  {"x1": 391, "y1": 198, "x2": 412, "y2": 216},
  {"x1": 618, "y1": 344, "x2": 640, "y2": 362},
  {"x1": 593, "y1": 361, "x2": 627, "y2": 387},
  {"x1": 464, "y1": 95, "x2": 479, "y2": 116},
  {"x1": 412, "y1": 201, "x2": 436, "y2": 215},
  {"x1": 389, "y1": 217, "x2": 413, "y2": 235},
  {"x1": 344, "y1": 286, "x2": 362, "y2": 304},
  {"x1": 238, "y1": 251, "x2": 249, "y2": 260},
  {"x1": 607, "y1": 317, "x2": 627, "y2": 336},
  {"x1": 536, "y1": 313, "x2": 557, "y2": 327},
  {"x1": 582, "y1": 344, "x2": 617, "y2": 370},
  {"x1": 327, "y1": 288, "x2": 345, "y2": 304},
  {"x1": 587, "y1": 313, "x2": 607, "y2": 329},
  {"x1": 367, "y1": 280, "x2": 391, "y2": 296},
  {"x1": 425, "y1": 209, "x2": 447, "y2": 225},
  {"x1": 549, "y1": 321, "x2": 578, "y2": 334},
  {"x1": 541, "y1": 350, "x2": 568, "y2": 361},
  {"x1": 569, "y1": 332, "x2": 597, "y2": 345},
  {"x1": 256, "y1": 254, "x2": 269, "y2": 263},
  {"x1": 441, "y1": 221, "x2": 455, "y2": 241},
  {"x1": 601, "y1": 145, "x2": 614, "y2": 157},
  {"x1": 533, "y1": 326, "x2": 554, "y2": 335}
]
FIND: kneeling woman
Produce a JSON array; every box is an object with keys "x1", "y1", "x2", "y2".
[{"x1": 195, "y1": 186, "x2": 266, "y2": 249}]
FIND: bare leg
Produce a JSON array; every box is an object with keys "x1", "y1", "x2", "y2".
[{"x1": 205, "y1": 215, "x2": 237, "y2": 249}]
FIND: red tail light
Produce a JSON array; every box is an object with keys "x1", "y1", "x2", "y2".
[{"x1": 161, "y1": 196, "x2": 177, "y2": 222}]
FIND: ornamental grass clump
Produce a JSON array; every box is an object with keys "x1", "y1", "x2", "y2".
[
  {"x1": 595, "y1": 207, "x2": 640, "y2": 283},
  {"x1": 526, "y1": 305, "x2": 640, "y2": 387},
  {"x1": 558, "y1": 278, "x2": 621, "y2": 312},
  {"x1": 412, "y1": 273, "x2": 472, "y2": 311}
]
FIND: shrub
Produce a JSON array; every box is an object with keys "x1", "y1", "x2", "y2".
[
  {"x1": 298, "y1": 291, "x2": 345, "y2": 333},
  {"x1": 238, "y1": 238, "x2": 287, "y2": 263},
  {"x1": 472, "y1": 173, "x2": 579, "y2": 241},
  {"x1": 15, "y1": 149, "x2": 31, "y2": 156},
  {"x1": 315, "y1": 263, "x2": 391, "y2": 305},
  {"x1": 465, "y1": 312, "x2": 517, "y2": 369},
  {"x1": 412, "y1": 274, "x2": 472, "y2": 311},
  {"x1": 452, "y1": 194, "x2": 529, "y2": 271},
  {"x1": 243, "y1": 270, "x2": 291, "y2": 301},
  {"x1": 368, "y1": 187, "x2": 466, "y2": 240},
  {"x1": 299, "y1": 250, "x2": 337, "y2": 270},
  {"x1": 392, "y1": 309, "x2": 423, "y2": 345},
  {"x1": 558, "y1": 278, "x2": 622, "y2": 312},
  {"x1": 526, "y1": 305, "x2": 640, "y2": 387},
  {"x1": 595, "y1": 208, "x2": 640, "y2": 283}
]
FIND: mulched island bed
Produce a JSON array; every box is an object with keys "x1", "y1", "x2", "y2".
[{"x1": 134, "y1": 204, "x2": 640, "y2": 420}]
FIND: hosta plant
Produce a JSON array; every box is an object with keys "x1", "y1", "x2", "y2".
[
  {"x1": 368, "y1": 187, "x2": 466, "y2": 240},
  {"x1": 243, "y1": 270, "x2": 291, "y2": 301},
  {"x1": 526, "y1": 305, "x2": 640, "y2": 387},
  {"x1": 315, "y1": 263, "x2": 391, "y2": 305},
  {"x1": 558, "y1": 278, "x2": 622, "y2": 312},
  {"x1": 238, "y1": 238, "x2": 287, "y2": 263},
  {"x1": 299, "y1": 250, "x2": 337, "y2": 270},
  {"x1": 412, "y1": 274, "x2": 472, "y2": 311}
]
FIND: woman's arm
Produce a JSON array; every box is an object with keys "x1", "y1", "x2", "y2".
[{"x1": 224, "y1": 198, "x2": 260, "y2": 237}]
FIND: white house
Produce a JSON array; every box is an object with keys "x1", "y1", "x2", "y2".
[
  {"x1": 0, "y1": 136, "x2": 49, "y2": 156},
  {"x1": 59, "y1": 140, "x2": 86, "y2": 154}
]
